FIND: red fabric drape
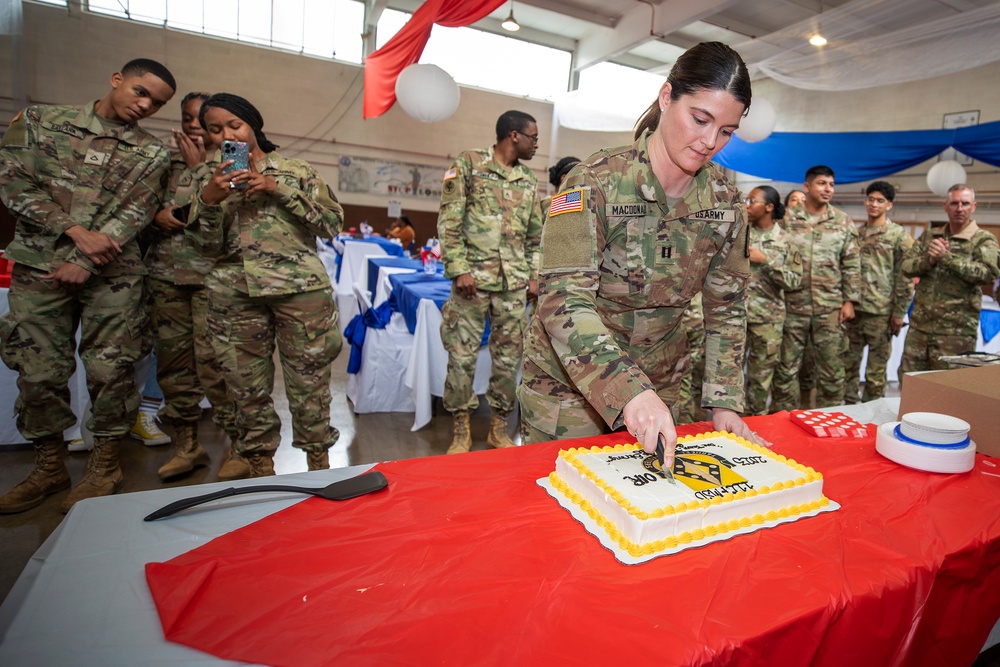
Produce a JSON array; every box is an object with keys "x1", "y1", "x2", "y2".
[
  {"x1": 145, "y1": 413, "x2": 1000, "y2": 667},
  {"x1": 363, "y1": 0, "x2": 507, "y2": 119}
]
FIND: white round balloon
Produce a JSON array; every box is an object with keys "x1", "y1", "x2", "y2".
[
  {"x1": 395, "y1": 64, "x2": 460, "y2": 123},
  {"x1": 926, "y1": 159, "x2": 967, "y2": 196},
  {"x1": 735, "y1": 98, "x2": 776, "y2": 143}
]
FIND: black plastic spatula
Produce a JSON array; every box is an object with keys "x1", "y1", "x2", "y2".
[{"x1": 143, "y1": 471, "x2": 388, "y2": 521}]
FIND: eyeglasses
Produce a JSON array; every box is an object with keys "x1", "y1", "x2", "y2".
[
  {"x1": 517, "y1": 131, "x2": 539, "y2": 144},
  {"x1": 744, "y1": 198, "x2": 766, "y2": 205},
  {"x1": 865, "y1": 196, "x2": 888, "y2": 205}
]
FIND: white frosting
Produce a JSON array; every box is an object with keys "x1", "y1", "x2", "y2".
[{"x1": 550, "y1": 432, "x2": 827, "y2": 555}]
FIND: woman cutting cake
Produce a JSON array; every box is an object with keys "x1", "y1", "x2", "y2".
[{"x1": 517, "y1": 42, "x2": 766, "y2": 469}]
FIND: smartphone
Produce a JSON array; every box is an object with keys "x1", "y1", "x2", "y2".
[
  {"x1": 175, "y1": 202, "x2": 192, "y2": 223},
  {"x1": 221, "y1": 140, "x2": 249, "y2": 189}
]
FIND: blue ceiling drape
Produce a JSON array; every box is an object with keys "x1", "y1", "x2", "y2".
[{"x1": 715, "y1": 120, "x2": 1000, "y2": 183}]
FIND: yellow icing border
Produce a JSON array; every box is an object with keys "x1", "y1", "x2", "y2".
[{"x1": 552, "y1": 432, "x2": 829, "y2": 557}]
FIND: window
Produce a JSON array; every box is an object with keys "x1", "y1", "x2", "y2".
[
  {"x1": 376, "y1": 8, "x2": 572, "y2": 101},
  {"x1": 83, "y1": 0, "x2": 365, "y2": 62}
]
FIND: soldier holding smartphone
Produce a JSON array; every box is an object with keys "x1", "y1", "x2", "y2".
[
  {"x1": 144, "y1": 91, "x2": 240, "y2": 482},
  {"x1": 187, "y1": 93, "x2": 345, "y2": 478}
]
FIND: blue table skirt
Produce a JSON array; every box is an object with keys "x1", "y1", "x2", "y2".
[
  {"x1": 330, "y1": 236, "x2": 405, "y2": 281},
  {"x1": 366, "y1": 256, "x2": 422, "y2": 293},
  {"x1": 387, "y1": 272, "x2": 489, "y2": 345}
]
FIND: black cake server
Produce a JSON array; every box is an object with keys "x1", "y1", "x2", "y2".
[{"x1": 143, "y1": 471, "x2": 388, "y2": 521}]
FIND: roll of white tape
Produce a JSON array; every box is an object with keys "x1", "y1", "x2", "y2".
[{"x1": 875, "y1": 422, "x2": 976, "y2": 474}]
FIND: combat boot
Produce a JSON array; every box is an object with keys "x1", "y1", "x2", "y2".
[
  {"x1": 218, "y1": 442, "x2": 250, "y2": 482},
  {"x1": 60, "y1": 436, "x2": 124, "y2": 514},
  {"x1": 157, "y1": 423, "x2": 210, "y2": 481},
  {"x1": 446, "y1": 411, "x2": 472, "y2": 455},
  {"x1": 247, "y1": 451, "x2": 276, "y2": 478},
  {"x1": 307, "y1": 450, "x2": 329, "y2": 471},
  {"x1": 486, "y1": 412, "x2": 517, "y2": 449},
  {"x1": 0, "y1": 436, "x2": 70, "y2": 514}
]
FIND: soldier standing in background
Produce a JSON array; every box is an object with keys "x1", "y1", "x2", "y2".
[
  {"x1": 899, "y1": 184, "x2": 999, "y2": 374},
  {"x1": 144, "y1": 91, "x2": 240, "y2": 481},
  {"x1": 676, "y1": 293, "x2": 706, "y2": 424},
  {"x1": 744, "y1": 186, "x2": 802, "y2": 415},
  {"x1": 187, "y1": 93, "x2": 344, "y2": 477},
  {"x1": 771, "y1": 165, "x2": 860, "y2": 410},
  {"x1": 518, "y1": 42, "x2": 767, "y2": 467},
  {"x1": 844, "y1": 181, "x2": 914, "y2": 403},
  {"x1": 0, "y1": 59, "x2": 175, "y2": 514},
  {"x1": 437, "y1": 110, "x2": 543, "y2": 455}
]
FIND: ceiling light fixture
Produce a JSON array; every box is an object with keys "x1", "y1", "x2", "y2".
[
  {"x1": 501, "y1": 1, "x2": 520, "y2": 32},
  {"x1": 809, "y1": 34, "x2": 828, "y2": 46}
]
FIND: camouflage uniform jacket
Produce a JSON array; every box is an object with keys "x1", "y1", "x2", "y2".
[
  {"x1": 187, "y1": 152, "x2": 344, "y2": 297},
  {"x1": 782, "y1": 203, "x2": 860, "y2": 315},
  {"x1": 0, "y1": 101, "x2": 170, "y2": 276},
  {"x1": 523, "y1": 130, "x2": 750, "y2": 428},
  {"x1": 437, "y1": 146, "x2": 542, "y2": 291},
  {"x1": 748, "y1": 223, "x2": 802, "y2": 324},
  {"x1": 902, "y1": 220, "x2": 1000, "y2": 337},
  {"x1": 856, "y1": 218, "x2": 914, "y2": 318},
  {"x1": 144, "y1": 154, "x2": 215, "y2": 285}
]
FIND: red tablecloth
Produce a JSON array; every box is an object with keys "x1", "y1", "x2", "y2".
[{"x1": 146, "y1": 413, "x2": 1000, "y2": 666}]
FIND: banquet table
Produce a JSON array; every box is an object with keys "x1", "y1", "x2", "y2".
[
  {"x1": 3, "y1": 412, "x2": 1000, "y2": 666},
  {"x1": 345, "y1": 268, "x2": 491, "y2": 421},
  {"x1": 329, "y1": 237, "x2": 404, "y2": 325},
  {"x1": 387, "y1": 271, "x2": 491, "y2": 430},
  {"x1": 365, "y1": 255, "x2": 422, "y2": 302}
]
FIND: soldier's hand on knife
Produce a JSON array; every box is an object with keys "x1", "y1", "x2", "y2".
[{"x1": 623, "y1": 389, "x2": 677, "y2": 470}]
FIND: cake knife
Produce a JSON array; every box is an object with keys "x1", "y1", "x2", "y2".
[{"x1": 656, "y1": 435, "x2": 677, "y2": 485}]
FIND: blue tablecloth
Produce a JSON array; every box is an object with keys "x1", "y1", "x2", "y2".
[
  {"x1": 983, "y1": 308, "x2": 1000, "y2": 343},
  {"x1": 366, "y1": 256, "x2": 422, "y2": 293},
  {"x1": 330, "y1": 237, "x2": 405, "y2": 281},
  {"x1": 387, "y1": 272, "x2": 490, "y2": 346},
  {"x1": 388, "y1": 273, "x2": 452, "y2": 333}
]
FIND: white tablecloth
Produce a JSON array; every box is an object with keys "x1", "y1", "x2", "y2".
[
  {"x1": 373, "y1": 266, "x2": 416, "y2": 307},
  {"x1": 0, "y1": 465, "x2": 373, "y2": 666},
  {"x1": 0, "y1": 288, "x2": 87, "y2": 446},
  {"x1": 404, "y1": 298, "x2": 490, "y2": 431},
  {"x1": 332, "y1": 240, "x2": 389, "y2": 326},
  {"x1": 346, "y1": 311, "x2": 417, "y2": 414}
]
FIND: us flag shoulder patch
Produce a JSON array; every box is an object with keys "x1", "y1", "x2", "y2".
[
  {"x1": 548, "y1": 188, "x2": 584, "y2": 217},
  {"x1": 443, "y1": 168, "x2": 457, "y2": 181}
]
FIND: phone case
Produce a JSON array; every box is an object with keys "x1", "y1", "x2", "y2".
[{"x1": 221, "y1": 140, "x2": 250, "y2": 189}]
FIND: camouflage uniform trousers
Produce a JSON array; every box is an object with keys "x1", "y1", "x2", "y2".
[
  {"x1": 677, "y1": 327, "x2": 705, "y2": 424},
  {"x1": 148, "y1": 277, "x2": 237, "y2": 436},
  {"x1": 772, "y1": 310, "x2": 848, "y2": 411},
  {"x1": 205, "y1": 280, "x2": 342, "y2": 455},
  {"x1": 899, "y1": 327, "x2": 978, "y2": 378},
  {"x1": 0, "y1": 264, "x2": 146, "y2": 440},
  {"x1": 744, "y1": 320, "x2": 784, "y2": 416},
  {"x1": 441, "y1": 286, "x2": 525, "y2": 415},
  {"x1": 844, "y1": 311, "x2": 894, "y2": 404}
]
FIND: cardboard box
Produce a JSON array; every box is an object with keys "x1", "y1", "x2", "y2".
[{"x1": 898, "y1": 365, "x2": 1000, "y2": 458}]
